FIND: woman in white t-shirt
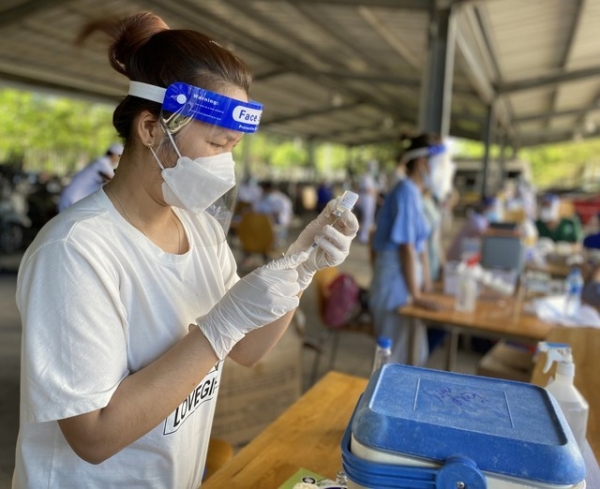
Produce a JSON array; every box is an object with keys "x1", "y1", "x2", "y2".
[{"x1": 13, "y1": 12, "x2": 358, "y2": 489}]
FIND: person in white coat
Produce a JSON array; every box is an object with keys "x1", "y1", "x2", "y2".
[
  {"x1": 57, "y1": 143, "x2": 123, "y2": 212},
  {"x1": 357, "y1": 159, "x2": 380, "y2": 244}
]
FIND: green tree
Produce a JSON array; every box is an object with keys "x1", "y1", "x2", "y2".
[{"x1": 0, "y1": 88, "x2": 117, "y2": 174}]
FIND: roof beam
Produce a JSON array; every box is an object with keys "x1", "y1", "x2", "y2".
[
  {"x1": 544, "y1": 0, "x2": 585, "y2": 129},
  {"x1": 572, "y1": 87, "x2": 600, "y2": 137},
  {"x1": 0, "y1": 0, "x2": 73, "y2": 29},
  {"x1": 518, "y1": 128, "x2": 600, "y2": 147},
  {"x1": 497, "y1": 65, "x2": 600, "y2": 94},
  {"x1": 455, "y1": 29, "x2": 495, "y2": 104},
  {"x1": 460, "y1": 4, "x2": 515, "y2": 139},
  {"x1": 515, "y1": 107, "x2": 585, "y2": 123},
  {"x1": 291, "y1": 2, "x2": 389, "y2": 75},
  {"x1": 358, "y1": 6, "x2": 421, "y2": 70},
  {"x1": 242, "y1": 0, "x2": 473, "y2": 8},
  {"x1": 222, "y1": 0, "x2": 349, "y2": 71},
  {"x1": 253, "y1": 68, "x2": 289, "y2": 82},
  {"x1": 307, "y1": 69, "x2": 421, "y2": 86},
  {"x1": 0, "y1": 70, "x2": 119, "y2": 105},
  {"x1": 241, "y1": 0, "x2": 433, "y2": 8},
  {"x1": 144, "y1": 0, "x2": 407, "y2": 116},
  {"x1": 263, "y1": 101, "x2": 364, "y2": 125}
]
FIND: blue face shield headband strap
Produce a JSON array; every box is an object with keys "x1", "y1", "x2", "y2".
[
  {"x1": 128, "y1": 81, "x2": 263, "y2": 133},
  {"x1": 401, "y1": 143, "x2": 446, "y2": 164}
]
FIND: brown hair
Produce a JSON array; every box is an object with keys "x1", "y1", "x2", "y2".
[{"x1": 79, "y1": 12, "x2": 253, "y2": 140}]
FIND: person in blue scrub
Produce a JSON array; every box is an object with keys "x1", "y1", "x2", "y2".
[{"x1": 369, "y1": 134, "x2": 442, "y2": 365}]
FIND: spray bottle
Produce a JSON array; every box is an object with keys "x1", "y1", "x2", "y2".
[
  {"x1": 537, "y1": 341, "x2": 589, "y2": 451},
  {"x1": 455, "y1": 254, "x2": 479, "y2": 312}
]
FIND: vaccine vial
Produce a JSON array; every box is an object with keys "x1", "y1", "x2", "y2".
[
  {"x1": 306, "y1": 191, "x2": 359, "y2": 255},
  {"x1": 331, "y1": 191, "x2": 359, "y2": 220}
]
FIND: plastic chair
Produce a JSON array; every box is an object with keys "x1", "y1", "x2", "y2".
[
  {"x1": 236, "y1": 212, "x2": 276, "y2": 264},
  {"x1": 310, "y1": 267, "x2": 374, "y2": 385}
]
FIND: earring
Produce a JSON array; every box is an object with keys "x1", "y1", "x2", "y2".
[{"x1": 146, "y1": 142, "x2": 153, "y2": 149}]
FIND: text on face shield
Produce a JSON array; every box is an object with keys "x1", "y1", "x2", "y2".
[{"x1": 233, "y1": 106, "x2": 261, "y2": 125}]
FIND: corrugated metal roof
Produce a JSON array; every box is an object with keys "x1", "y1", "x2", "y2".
[{"x1": 0, "y1": 0, "x2": 599, "y2": 147}]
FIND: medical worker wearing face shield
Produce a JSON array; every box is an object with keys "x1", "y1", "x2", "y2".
[
  {"x1": 13, "y1": 13, "x2": 358, "y2": 489},
  {"x1": 535, "y1": 193, "x2": 582, "y2": 245},
  {"x1": 369, "y1": 134, "x2": 443, "y2": 366}
]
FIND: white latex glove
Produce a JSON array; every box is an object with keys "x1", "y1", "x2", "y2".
[
  {"x1": 196, "y1": 253, "x2": 306, "y2": 360},
  {"x1": 286, "y1": 197, "x2": 359, "y2": 290}
]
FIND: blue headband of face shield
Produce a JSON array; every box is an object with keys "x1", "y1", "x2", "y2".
[
  {"x1": 128, "y1": 81, "x2": 263, "y2": 133},
  {"x1": 401, "y1": 143, "x2": 446, "y2": 163}
]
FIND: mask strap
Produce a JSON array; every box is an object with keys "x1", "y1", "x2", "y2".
[
  {"x1": 165, "y1": 128, "x2": 182, "y2": 159},
  {"x1": 148, "y1": 144, "x2": 165, "y2": 171}
]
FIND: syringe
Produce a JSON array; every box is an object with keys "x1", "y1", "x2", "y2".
[{"x1": 307, "y1": 190, "x2": 359, "y2": 255}]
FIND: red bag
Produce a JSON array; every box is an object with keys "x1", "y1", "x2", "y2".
[{"x1": 323, "y1": 273, "x2": 360, "y2": 328}]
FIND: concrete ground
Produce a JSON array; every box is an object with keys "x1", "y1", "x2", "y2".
[{"x1": 0, "y1": 213, "x2": 480, "y2": 488}]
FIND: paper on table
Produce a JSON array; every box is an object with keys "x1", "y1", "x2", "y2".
[
  {"x1": 526, "y1": 295, "x2": 600, "y2": 328},
  {"x1": 278, "y1": 468, "x2": 346, "y2": 489}
]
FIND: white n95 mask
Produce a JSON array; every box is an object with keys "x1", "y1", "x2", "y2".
[{"x1": 150, "y1": 146, "x2": 236, "y2": 214}]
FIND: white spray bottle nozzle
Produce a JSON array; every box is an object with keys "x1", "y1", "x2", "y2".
[{"x1": 537, "y1": 341, "x2": 573, "y2": 374}]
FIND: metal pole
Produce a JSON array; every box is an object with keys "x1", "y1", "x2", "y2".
[
  {"x1": 498, "y1": 130, "x2": 508, "y2": 189},
  {"x1": 480, "y1": 102, "x2": 496, "y2": 198},
  {"x1": 418, "y1": 2, "x2": 457, "y2": 138}
]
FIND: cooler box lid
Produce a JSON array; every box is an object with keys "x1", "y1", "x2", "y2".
[{"x1": 352, "y1": 364, "x2": 586, "y2": 485}]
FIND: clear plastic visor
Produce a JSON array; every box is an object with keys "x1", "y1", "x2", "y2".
[{"x1": 128, "y1": 81, "x2": 263, "y2": 243}]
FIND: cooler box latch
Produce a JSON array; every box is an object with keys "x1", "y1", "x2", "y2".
[{"x1": 436, "y1": 456, "x2": 486, "y2": 489}]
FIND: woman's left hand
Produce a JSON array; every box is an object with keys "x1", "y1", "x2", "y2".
[{"x1": 286, "y1": 198, "x2": 359, "y2": 290}]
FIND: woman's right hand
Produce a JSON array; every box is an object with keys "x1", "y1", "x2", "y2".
[{"x1": 196, "y1": 254, "x2": 306, "y2": 360}]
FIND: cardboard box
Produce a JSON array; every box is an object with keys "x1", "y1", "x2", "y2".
[
  {"x1": 477, "y1": 340, "x2": 534, "y2": 382},
  {"x1": 211, "y1": 325, "x2": 303, "y2": 447}
]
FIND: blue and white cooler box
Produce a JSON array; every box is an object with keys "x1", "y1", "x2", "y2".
[{"x1": 341, "y1": 365, "x2": 586, "y2": 489}]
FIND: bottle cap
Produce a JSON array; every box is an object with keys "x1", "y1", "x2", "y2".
[{"x1": 377, "y1": 336, "x2": 392, "y2": 349}]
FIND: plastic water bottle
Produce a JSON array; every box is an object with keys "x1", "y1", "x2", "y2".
[
  {"x1": 564, "y1": 267, "x2": 584, "y2": 317},
  {"x1": 371, "y1": 336, "x2": 392, "y2": 375},
  {"x1": 455, "y1": 264, "x2": 477, "y2": 312}
]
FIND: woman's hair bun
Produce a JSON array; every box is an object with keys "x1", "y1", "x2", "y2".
[{"x1": 77, "y1": 12, "x2": 169, "y2": 78}]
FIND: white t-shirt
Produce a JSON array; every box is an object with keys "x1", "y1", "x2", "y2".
[
  {"x1": 13, "y1": 189, "x2": 239, "y2": 489},
  {"x1": 58, "y1": 156, "x2": 116, "y2": 212}
]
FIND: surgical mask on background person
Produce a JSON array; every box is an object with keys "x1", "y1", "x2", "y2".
[
  {"x1": 419, "y1": 161, "x2": 433, "y2": 191},
  {"x1": 539, "y1": 200, "x2": 559, "y2": 223},
  {"x1": 540, "y1": 206, "x2": 559, "y2": 223},
  {"x1": 149, "y1": 133, "x2": 236, "y2": 214}
]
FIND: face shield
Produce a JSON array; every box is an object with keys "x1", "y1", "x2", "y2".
[
  {"x1": 402, "y1": 143, "x2": 448, "y2": 199},
  {"x1": 428, "y1": 144, "x2": 455, "y2": 201},
  {"x1": 128, "y1": 81, "x2": 263, "y2": 238}
]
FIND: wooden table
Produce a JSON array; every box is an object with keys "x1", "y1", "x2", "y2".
[
  {"x1": 204, "y1": 370, "x2": 599, "y2": 488},
  {"x1": 525, "y1": 260, "x2": 572, "y2": 278},
  {"x1": 399, "y1": 292, "x2": 553, "y2": 369},
  {"x1": 531, "y1": 327, "x2": 600, "y2": 463},
  {"x1": 202, "y1": 372, "x2": 368, "y2": 488}
]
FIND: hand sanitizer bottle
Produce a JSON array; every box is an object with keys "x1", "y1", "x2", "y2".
[{"x1": 537, "y1": 341, "x2": 589, "y2": 451}]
